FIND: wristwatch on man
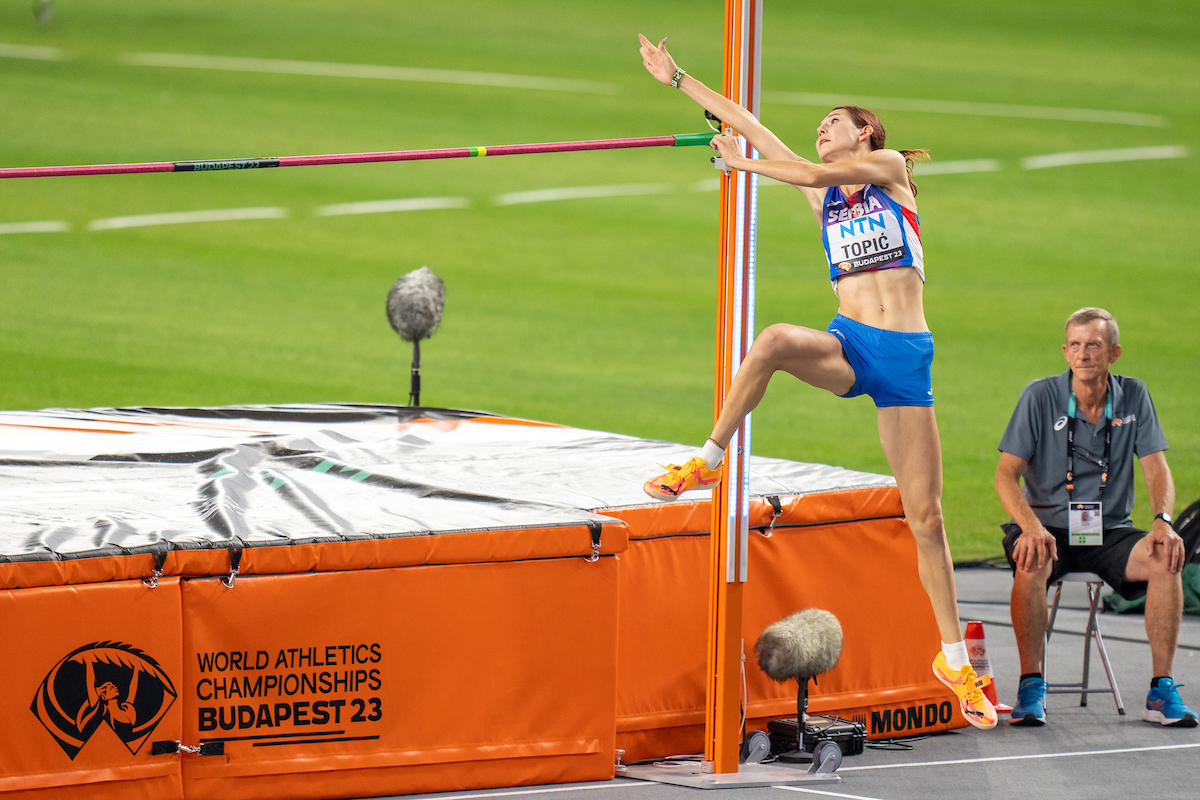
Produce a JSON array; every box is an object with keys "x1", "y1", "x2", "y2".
[{"x1": 1154, "y1": 512, "x2": 1173, "y2": 526}]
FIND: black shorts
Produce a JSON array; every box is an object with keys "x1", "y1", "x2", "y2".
[{"x1": 1000, "y1": 523, "x2": 1148, "y2": 600}]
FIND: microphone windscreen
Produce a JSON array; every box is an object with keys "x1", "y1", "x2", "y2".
[
  {"x1": 754, "y1": 608, "x2": 843, "y2": 683},
  {"x1": 387, "y1": 266, "x2": 446, "y2": 343}
]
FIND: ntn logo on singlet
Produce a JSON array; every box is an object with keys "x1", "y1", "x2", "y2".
[{"x1": 836, "y1": 212, "x2": 889, "y2": 238}]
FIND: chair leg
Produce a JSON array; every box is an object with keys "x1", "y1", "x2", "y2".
[
  {"x1": 1080, "y1": 582, "x2": 1098, "y2": 707},
  {"x1": 1087, "y1": 582, "x2": 1125, "y2": 715},
  {"x1": 1043, "y1": 576, "x2": 1124, "y2": 715},
  {"x1": 1045, "y1": 581, "x2": 1064, "y2": 679}
]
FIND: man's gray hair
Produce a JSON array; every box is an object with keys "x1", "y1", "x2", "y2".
[{"x1": 1065, "y1": 307, "x2": 1119, "y2": 348}]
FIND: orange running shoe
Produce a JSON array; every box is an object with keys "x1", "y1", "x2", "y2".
[
  {"x1": 933, "y1": 651, "x2": 998, "y2": 730},
  {"x1": 643, "y1": 456, "x2": 721, "y2": 501}
]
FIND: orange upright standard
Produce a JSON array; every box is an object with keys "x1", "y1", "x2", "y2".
[{"x1": 705, "y1": 0, "x2": 763, "y2": 775}]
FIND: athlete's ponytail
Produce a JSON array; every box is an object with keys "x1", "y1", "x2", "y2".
[{"x1": 835, "y1": 106, "x2": 930, "y2": 196}]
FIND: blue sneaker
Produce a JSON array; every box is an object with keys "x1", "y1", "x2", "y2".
[
  {"x1": 1142, "y1": 678, "x2": 1198, "y2": 728},
  {"x1": 1010, "y1": 676, "x2": 1046, "y2": 726}
]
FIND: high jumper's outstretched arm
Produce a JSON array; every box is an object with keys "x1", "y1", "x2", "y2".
[
  {"x1": 710, "y1": 137, "x2": 911, "y2": 192},
  {"x1": 638, "y1": 34, "x2": 801, "y2": 164}
]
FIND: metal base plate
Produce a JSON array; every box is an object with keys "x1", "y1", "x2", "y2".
[{"x1": 618, "y1": 761, "x2": 840, "y2": 789}]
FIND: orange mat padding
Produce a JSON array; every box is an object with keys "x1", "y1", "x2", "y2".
[
  {"x1": 0, "y1": 579, "x2": 184, "y2": 800},
  {"x1": 180, "y1": 559, "x2": 619, "y2": 800},
  {"x1": 0, "y1": 405, "x2": 968, "y2": 798},
  {"x1": 608, "y1": 488, "x2": 968, "y2": 760},
  {"x1": 0, "y1": 557, "x2": 620, "y2": 800},
  {"x1": 0, "y1": 522, "x2": 627, "y2": 592}
]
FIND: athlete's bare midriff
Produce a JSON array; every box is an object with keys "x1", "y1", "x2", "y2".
[{"x1": 835, "y1": 266, "x2": 929, "y2": 332}]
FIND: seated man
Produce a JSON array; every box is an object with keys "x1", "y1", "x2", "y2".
[{"x1": 994, "y1": 307, "x2": 1195, "y2": 727}]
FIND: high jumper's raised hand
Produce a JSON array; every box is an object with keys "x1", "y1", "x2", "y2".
[
  {"x1": 637, "y1": 34, "x2": 677, "y2": 86},
  {"x1": 637, "y1": 35, "x2": 913, "y2": 215}
]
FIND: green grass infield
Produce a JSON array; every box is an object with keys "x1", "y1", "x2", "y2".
[{"x1": 1, "y1": 0, "x2": 1197, "y2": 560}]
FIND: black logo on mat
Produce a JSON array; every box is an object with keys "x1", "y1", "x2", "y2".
[{"x1": 31, "y1": 642, "x2": 177, "y2": 759}]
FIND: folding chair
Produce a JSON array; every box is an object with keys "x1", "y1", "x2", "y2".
[{"x1": 1045, "y1": 572, "x2": 1124, "y2": 714}]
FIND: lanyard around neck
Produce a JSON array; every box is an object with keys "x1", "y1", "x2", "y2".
[{"x1": 1065, "y1": 373, "x2": 1113, "y2": 500}]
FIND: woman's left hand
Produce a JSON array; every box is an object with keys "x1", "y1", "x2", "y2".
[{"x1": 638, "y1": 34, "x2": 677, "y2": 85}]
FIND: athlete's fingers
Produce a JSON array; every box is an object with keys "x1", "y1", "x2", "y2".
[
  {"x1": 1047, "y1": 534, "x2": 1058, "y2": 562},
  {"x1": 638, "y1": 35, "x2": 655, "y2": 60}
]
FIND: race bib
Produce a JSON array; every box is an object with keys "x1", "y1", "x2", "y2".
[
  {"x1": 1069, "y1": 501, "x2": 1103, "y2": 546},
  {"x1": 826, "y1": 211, "x2": 908, "y2": 273}
]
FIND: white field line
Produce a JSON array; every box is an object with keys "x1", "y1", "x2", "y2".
[
  {"x1": 763, "y1": 91, "x2": 1167, "y2": 128},
  {"x1": 1022, "y1": 144, "x2": 1187, "y2": 170},
  {"x1": 914, "y1": 158, "x2": 1001, "y2": 175},
  {"x1": 315, "y1": 197, "x2": 470, "y2": 216},
  {"x1": 0, "y1": 42, "x2": 64, "y2": 61},
  {"x1": 839, "y1": 741, "x2": 1200, "y2": 772},
  {"x1": 691, "y1": 159, "x2": 1000, "y2": 193},
  {"x1": 121, "y1": 52, "x2": 618, "y2": 95},
  {"x1": 692, "y1": 174, "x2": 809, "y2": 192},
  {"x1": 493, "y1": 183, "x2": 670, "y2": 206},
  {"x1": 88, "y1": 207, "x2": 287, "y2": 231},
  {"x1": 773, "y1": 786, "x2": 888, "y2": 800},
  {"x1": 405, "y1": 782, "x2": 646, "y2": 800},
  {"x1": 0, "y1": 220, "x2": 70, "y2": 234}
]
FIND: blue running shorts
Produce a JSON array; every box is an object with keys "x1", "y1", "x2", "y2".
[{"x1": 825, "y1": 314, "x2": 934, "y2": 407}]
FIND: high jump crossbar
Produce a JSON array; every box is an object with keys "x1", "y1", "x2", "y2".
[{"x1": 0, "y1": 133, "x2": 715, "y2": 179}]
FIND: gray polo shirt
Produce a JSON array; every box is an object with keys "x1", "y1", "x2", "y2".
[{"x1": 998, "y1": 370, "x2": 1168, "y2": 530}]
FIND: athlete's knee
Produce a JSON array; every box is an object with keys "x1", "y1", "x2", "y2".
[
  {"x1": 748, "y1": 325, "x2": 784, "y2": 360},
  {"x1": 749, "y1": 324, "x2": 801, "y2": 366}
]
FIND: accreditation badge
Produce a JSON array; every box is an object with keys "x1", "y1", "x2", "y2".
[{"x1": 1069, "y1": 501, "x2": 1103, "y2": 546}]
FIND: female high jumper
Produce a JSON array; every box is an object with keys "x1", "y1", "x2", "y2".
[{"x1": 638, "y1": 34, "x2": 996, "y2": 730}]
